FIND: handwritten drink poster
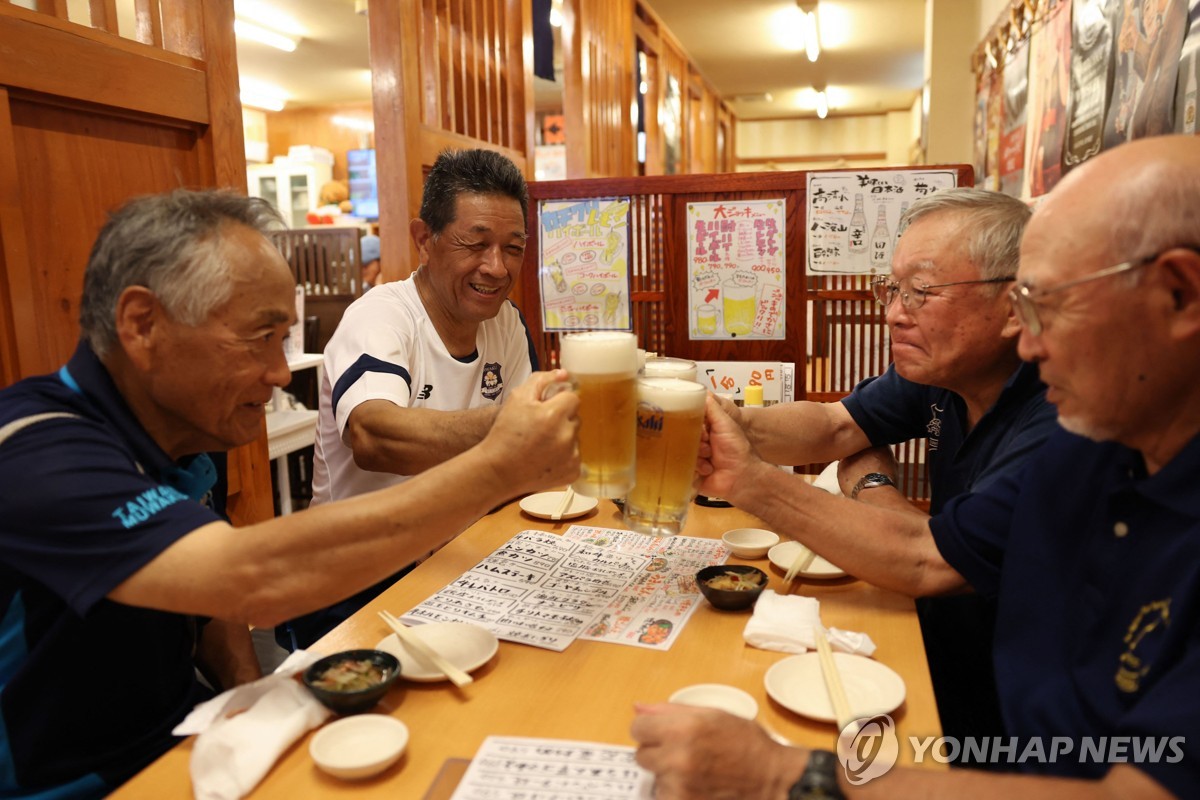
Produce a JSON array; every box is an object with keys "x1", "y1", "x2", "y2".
[
  {"x1": 806, "y1": 170, "x2": 959, "y2": 274},
  {"x1": 539, "y1": 198, "x2": 632, "y2": 332},
  {"x1": 401, "y1": 527, "x2": 727, "y2": 652},
  {"x1": 686, "y1": 199, "x2": 786, "y2": 340}
]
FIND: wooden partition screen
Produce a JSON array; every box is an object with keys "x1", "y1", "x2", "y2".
[
  {"x1": 0, "y1": 0, "x2": 274, "y2": 524},
  {"x1": 519, "y1": 166, "x2": 973, "y2": 506},
  {"x1": 270, "y1": 228, "x2": 365, "y2": 353}
]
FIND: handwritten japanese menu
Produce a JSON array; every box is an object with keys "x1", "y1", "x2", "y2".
[
  {"x1": 538, "y1": 198, "x2": 632, "y2": 332},
  {"x1": 450, "y1": 737, "x2": 653, "y2": 800},
  {"x1": 693, "y1": 360, "x2": 796, "y2": 404},
  {"x1": 806, "y1": 169, "x2": 959, "y2": 275},
  {"x1": 686, "y1": 199, "x2": 786, "y2": 340},
  {"x1": 401, "y1": 526, "x2": 728, "y2": 652}
]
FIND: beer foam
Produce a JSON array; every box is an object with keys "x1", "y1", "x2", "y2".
[
  {"x1": 637, "y1": 377, "x2": 707, "y2": 411},
  {"x1": 643, "y1": 357, "x2": 696, "y2": 380},
  {"x1": 560, "y1": 331, "x2": 637, "y2": 374}
]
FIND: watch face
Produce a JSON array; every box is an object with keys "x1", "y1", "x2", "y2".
[{"x1": 789, "y1": 751, "x2": 844, "y2": 800}]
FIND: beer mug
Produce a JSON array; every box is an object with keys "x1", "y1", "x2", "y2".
[
  {"x1": 559, "y1": 331, "x2": 639, "y2": 498},
  {"x1": 642, "y1": 356, "x2": 697, "y2": 382},
  {"x1": 625, "y1": 377, "x2": 708, "y2": 536}
]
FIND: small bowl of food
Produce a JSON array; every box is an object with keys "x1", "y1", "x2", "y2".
[
  {"x1": 695, "y1": 565, "x2": 768, "y2": 611},
  {"x1": 310, "y1": 714, "x2": 410, "y2": 779},
  {"x1": 303, "y1": 649, "x2": 401, "y2": 715},
  {"x1": 721, "y1": 528, "x2": 780, "y2": 559}
]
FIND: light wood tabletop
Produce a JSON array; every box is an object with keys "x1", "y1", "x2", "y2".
[{"x1": 112, "y1": 496, "x2": 943, "y2": 798}]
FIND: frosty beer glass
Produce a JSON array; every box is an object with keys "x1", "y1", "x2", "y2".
[
  {"x1": 642, "y1": 356, "x2": 697, "y2": 382},
  {"x1": 559, "y1": 331, "x2": 638, "y2": 498},
  {"x1": 625, "y1": 377, "x2": 708, "y2": 536}
]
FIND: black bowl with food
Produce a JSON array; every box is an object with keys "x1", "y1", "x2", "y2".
[
  {"x1": 302, "y1": 649, "x2": 401, "y2": 714},
  {"x1": 695, "y1": 565, "x2": 768, "y2": 611}
]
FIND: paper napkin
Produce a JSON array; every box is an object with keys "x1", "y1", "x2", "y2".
[
  {"x1": 811, "y1": 461, "x2": 844, "y2": 495},
  {"x1": 172, "y1": 650, "x2": 332, "y2": 800},
  {"x1": 743, "y1": 590, "x2": 876, "y2": 656}
]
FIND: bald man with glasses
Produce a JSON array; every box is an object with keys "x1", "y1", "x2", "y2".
[
  {"x1": 633, "y1": 135, "x2": 1200, "y2": 800},
  {"x1": 722, "y1": 187, "x2": 1059, "y2": 746}
]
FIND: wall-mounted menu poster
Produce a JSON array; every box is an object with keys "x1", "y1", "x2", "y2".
[
  {"x1": 686, "y1": 199, "x2": 786, "y2": 340},
  {"x1": 806, "y1": 169, "x2": 959, "y2": 275},
  {"x1": 538, "y1": 197, "x2": 632, "y2": 332}
]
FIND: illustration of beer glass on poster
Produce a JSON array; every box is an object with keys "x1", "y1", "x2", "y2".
[
  {"x1": 686, "y1": 200, "x2": 786, "y2": 340},
  {"x1": 538, "y1": 197, "x2": 633, "y2": 331},
  {"x1": 806, "y1": 170, "x2": 959, "y2": 275}
]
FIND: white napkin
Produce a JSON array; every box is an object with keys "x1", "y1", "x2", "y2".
[
  {"x1": 811, "y1": 461, "x2": 844, "y2": 495},
  {"x1": 172, "y1": 650, "x2": 332, "y2": 800},
  {"x1": 744, "y1": 590, "x2": 876, "y2": 656}
]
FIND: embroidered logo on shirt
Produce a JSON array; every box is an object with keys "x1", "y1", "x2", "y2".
[
  {"x1": 417, "y1": 385, "x2": 433, "y2": 400},
  {"x1": 1116, "y1": 599, "x2": 1171, "y2": 693},
  {"x1": 481, "y1": 362, "x2": 503, "y2": 401},
  {"x1": 111, "y1": 485, "x2": 190, "y2": 529},
  {"x1": 926, "y1": 403, "x2": 944, "y2": 451}
]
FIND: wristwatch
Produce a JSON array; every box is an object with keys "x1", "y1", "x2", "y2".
[
  {"x1": 850, "y1": 471, "x2": 896, "y2": 500},
  {"x1": 788, "y1": 750, "x2": 845, "y2": 800}
]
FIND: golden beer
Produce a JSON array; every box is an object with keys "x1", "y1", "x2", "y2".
[
  {"x1": 625, "y1": 378, "x2": 707, "y2": 535},
  {"x1": 643, "y1": 356, "x2": 697, "y2": 382},
  {"x1": 560, "y1": 331, "x2": 638, "y2": 497}
]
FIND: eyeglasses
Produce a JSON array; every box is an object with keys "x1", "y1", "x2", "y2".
[
  {"x1": 1008, "y1": 251, "x2": 1172, "y2": 336},
  {"x1": 871, "y1": 275, "x2": 1016, "y2": 311}
]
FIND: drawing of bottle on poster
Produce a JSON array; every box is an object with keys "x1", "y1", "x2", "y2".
[
  {"x1": 538, "y1": 197, "x2": 632, "y2": 331},
  {"x1": 806, "y1": 170, "x2": 959, "y2": 274},
  {"x1": 687, "y1": 199, "x2": 786, "y2": 340}
]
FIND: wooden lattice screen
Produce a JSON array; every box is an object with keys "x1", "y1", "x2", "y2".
[
  {"x1": 270, "y1": 227, "x2": 365, "y2": 353},
  {"x1": 518, "y1": 166, "x2": 973, "y2": 507}
]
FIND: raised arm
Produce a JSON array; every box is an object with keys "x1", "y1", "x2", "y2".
[
  {"x1": 109, "y1": 370, "x2": 579, "y2": 627},
  {"x1": 733, "y1": 395, "x2": 871, "y2": 466},
  {"x1": 345, "y1": 400, "x2": 501, "y2": 474}
]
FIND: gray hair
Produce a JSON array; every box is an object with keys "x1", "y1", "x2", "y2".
[
  {"x1": 899, "y1": 187, "x2": 1031, "y2": 281},
  {"x1": 1105, "y1": 158, "x2": 1200, "y2": 284},
  {"x1": 419, "y1": 148, "x2": 528, "y2": 235},
  {"x1": 80, "y1": 189, "x2": 283, "y2": 357}
]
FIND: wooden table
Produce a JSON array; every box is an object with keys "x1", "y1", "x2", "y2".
[{"x1": 113, "y1": 498, "x2": 943, "y2": 798}]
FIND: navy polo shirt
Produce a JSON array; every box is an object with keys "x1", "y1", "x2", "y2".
[
  {"x1": 932, "y1": 429, "x2": 1200, "y2": 793},
  {"x1": 841, "y1": 360, "x2": 1058, "y2": 746},
  {"x1": 841, "y1": 360, "x2": 1057, "y2": 512},
  {"x1": 0, "y1": 341, "x2": 221, "y2": 798}
]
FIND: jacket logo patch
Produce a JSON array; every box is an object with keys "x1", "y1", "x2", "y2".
[{"x1": 481, "y1": 362, "x2": 503, "y2": 401}]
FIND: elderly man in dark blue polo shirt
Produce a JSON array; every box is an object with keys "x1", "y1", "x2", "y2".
[
  {"x1": 0, "y1": 189, "x2": 579, "y2": 799},
  {"x1": 728, "y1": 187, "x2": 1057, "y2": 745},
  {"x1": 632, "y1": 135, "x2": 1200, "y2": 799}
]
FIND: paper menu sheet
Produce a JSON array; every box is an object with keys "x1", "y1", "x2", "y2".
[
  {"x1": 448, "y1": 736, "x2": 654, "y2": 800},
  {"x1": 401, "y1": 527, "x2": 728, "y2": 652}
]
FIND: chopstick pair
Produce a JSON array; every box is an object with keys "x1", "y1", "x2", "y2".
[
  {"x1": 813, "y1": 625, "x2": 854, "y2": 733},
  {"x1": 377, "y1": 610, "x2": 473, "y2": 688},
  {"x1": 783, "y1": 544, "x2": 817, "y2": 586},
  {"x1": 550, "y1": 486, "x2": 575, "y2": 521}
]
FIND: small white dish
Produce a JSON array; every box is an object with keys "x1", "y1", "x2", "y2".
[
  {"x1": 669, "y1": 683, "x2": 758, "y2": 720},
  {"x1": 309, "y1": 714, "x2": 409, "y2": 780},
  {"x1": 519, "y1": 491, "x2": 599, "y2": 520},
  {"x1": 375, "y1": 621, "x2": 498, "y2": 682},
  {"x1": 767, "y1": 541, "x2": 847, "y2": 579},
  {"x1": 721, "y1": 528, "x2": 780, "y2": 559},
  {"x1": 764, "y1": 653, "x2": 906, "y2": 723}
]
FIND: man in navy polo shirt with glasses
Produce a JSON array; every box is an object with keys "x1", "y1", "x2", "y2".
[{"x1": 0, "y1": 189, "x2": 579, "y2": 798}]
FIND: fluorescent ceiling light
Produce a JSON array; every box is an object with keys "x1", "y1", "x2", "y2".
[
  {"x1": 235, "y1": 1, "x2": 305, "y2": 36},
  {"x1": 332, "y1": 116, "x2": 375, "y2": 133},
  {"x1": 235, "y1": 19, "x2": 298, "y2": 52},
  {"x1": 549, "y1": 0, "x2": 564, "y2": 28},
  {"x1": 240, "y1": 78, "x2": 289, "y2": 111},
  {"x1": 815, "y1": 90, "x2": 828, "y2": 119},
  {"x1": 803, "y1": 9, "x2": 820, "y2": 62}
]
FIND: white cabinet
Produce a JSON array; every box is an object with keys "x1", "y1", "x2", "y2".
[
  {"x1": 247, "y1": 159, "x2": 333, "y2": 229},
  {"x1": 266, "y1": 353, "x2": 323, "y2": 514}
]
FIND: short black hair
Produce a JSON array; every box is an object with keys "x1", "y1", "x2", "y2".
[{"x1": 419, "y1": 148, "x2": 528, "y2": 234}]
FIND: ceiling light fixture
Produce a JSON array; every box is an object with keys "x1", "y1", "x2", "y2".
[
  {"x1": 798, "y1": 1, "x2": 820, "y2": 63},
  {"x1": 815, "y1": 89, "x2": 829, "y2": 119},
  {"x1": 549, "y1": 0, "x2": 564, "y2": 28},
  {"x1": 239, "y1": 78, "x2": 289, "y2": 112},
  {"x1": 234, "y1": 19, "x2": 298, "y2": 52}
]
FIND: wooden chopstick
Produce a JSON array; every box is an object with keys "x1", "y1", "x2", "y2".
[
  {"x1": 378, "y1": 610, "x2": 473, "y2": 688},
  {"x1": 783, "y1": 544, "x2": 817, "y2": 584},
  {"x1": 551, "y1": 486, "x2": 575, "y2": 521},
  {"x1": 813, "y1": 625, "x2": 853, "y2": 732}
]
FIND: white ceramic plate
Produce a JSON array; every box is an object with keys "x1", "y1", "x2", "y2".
[
  {"x1": 764, "y1": 653, "x2": 906, "y2": 723},
  {"x1": 519, "y1": 491, "x2": 599, "y2": 520},
  {"x1": 767, "y1": 541, "x2": 848, "y2": 579},
  {"x1": 669, "y1": 683, "x2": 758, "y2": 720},
  {"x1": 310, "y1": 715, "x2": 409, "y2": 780},
  {"x1": 374, "y1": 621, "x2": 499, "y2": 682}
]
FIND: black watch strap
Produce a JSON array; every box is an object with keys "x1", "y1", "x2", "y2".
[
  {"x1": 850, "y1": 471, "x2": 895, "y2": 500},
  {"x1": 788, "y1": 750, "x2": 845, "y2": 800}
]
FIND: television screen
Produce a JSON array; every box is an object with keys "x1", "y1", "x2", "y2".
[{"x1": 347, "y1": 148, "x2": 378, "y2": 219}]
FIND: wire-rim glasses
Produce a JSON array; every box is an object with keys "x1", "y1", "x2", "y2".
[{"x1": 871, "y1": 275, "x2": 1017, "y2": 311}]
